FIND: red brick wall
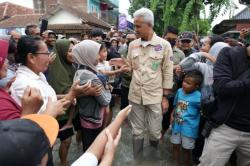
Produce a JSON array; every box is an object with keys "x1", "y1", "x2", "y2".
[{"x1": 236, "y1": 23, "x2": 250, "y2": 31}]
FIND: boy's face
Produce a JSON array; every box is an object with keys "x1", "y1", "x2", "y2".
[
  {"x1": 182, "y1": 76, "x2": 198, "y2": 94},
  {"x1": 99, "y1": 48, "x2": 107, "y2": 61}
]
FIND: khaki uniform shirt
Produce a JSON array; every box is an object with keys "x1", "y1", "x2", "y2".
[{"x1": 127, "y1": 33, "x2": 173, "y2": 105}]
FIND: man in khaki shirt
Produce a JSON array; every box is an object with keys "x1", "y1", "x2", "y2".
[{"x1": 110, "y1": 8, "x2": 173, "y2": 158}]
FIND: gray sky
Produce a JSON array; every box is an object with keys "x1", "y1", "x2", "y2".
[{"x1": 0, "y1": 0, "x2": 246, "y2": 27}]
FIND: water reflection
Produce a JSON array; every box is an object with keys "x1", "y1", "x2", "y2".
[{"x1": 113, "y1": 123, "x2": 176, "y2": 166}]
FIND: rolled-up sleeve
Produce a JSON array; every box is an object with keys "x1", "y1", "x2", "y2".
[{"x1": 162, "y1": 42, "x2": 173, "y2": 89}]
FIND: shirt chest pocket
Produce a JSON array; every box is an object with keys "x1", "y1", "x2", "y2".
[
  {"x1": 148, "y1": 54, "x2": 163, "y2": 71},
  {"x1": 131, "y1": 53, "x2": 140, "y2": 70}
]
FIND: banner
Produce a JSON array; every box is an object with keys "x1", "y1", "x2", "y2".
[{"x1": 118, "y1": 14, "x2": 127, "y2": 30}]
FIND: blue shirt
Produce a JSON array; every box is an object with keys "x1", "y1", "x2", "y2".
[{"x1": 172, "y1": 88, "x2": 201, "y2": 138}]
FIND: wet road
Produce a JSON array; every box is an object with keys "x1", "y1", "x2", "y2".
[{"x1": 52, "y1": 101, "x2": 192, "y2": 166}]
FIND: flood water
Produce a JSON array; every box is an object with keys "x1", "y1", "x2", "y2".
[{"x1": 52, "y1": 102, "x2": 193, "y2": 166}]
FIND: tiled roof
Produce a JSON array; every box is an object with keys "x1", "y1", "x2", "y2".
[
  {"x1": 232, "y1": 7, "x2": 250, "y2": 20},
  {"x1": 0, "y1": 2, "x2": 33, "y2": 20},
  {"x1": 0, "y1": 14, "x2": 42, "y2": 28},
  {"x1": 48, "y1": 24, "x2": 91, "y2": 30},
  {"x1": 42, "y1": 3, "x2": 111, "y2": 30}
]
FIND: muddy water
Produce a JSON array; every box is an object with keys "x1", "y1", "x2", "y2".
[
  {"x1": 113, "y1": 124, "x2": 176, "y2": 166},
  {"x1": 53, "y1": 102, "x2": 187, "y2": 166}
]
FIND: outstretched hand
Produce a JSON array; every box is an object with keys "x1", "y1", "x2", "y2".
[
  {"x1": 109, "y1": 58, "x2": 126, "y2": 67},
  {"x1": 99, "y1": 128, "x2": 122, "y2": 166}
]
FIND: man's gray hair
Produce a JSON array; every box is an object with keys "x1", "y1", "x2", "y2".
[{"x1": 133, "y1": 8, "x2": 154, "y2": 27}]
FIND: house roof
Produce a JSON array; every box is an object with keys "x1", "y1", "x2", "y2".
[
  {"x1": 213, "y1": 7, "x2": 250, "y2": 34},
  {"x1": 48, "y1": 23, "x2": 91, "y2": 33},
  {"x1": 42, "y1": 3, "x2": 111, "y2": 30},
  {"x1": 0, "y1": 14, "x2": 42, "y2": 28},
  {"x1": 232, "y1": 7, "x2": 250, "y2": 20},
  {"x1": 0, "y1": 2, "x2": 33, "y2": 20},
  {"x1": 48, "y1": 24, "x2": 91, "y2": 30}
]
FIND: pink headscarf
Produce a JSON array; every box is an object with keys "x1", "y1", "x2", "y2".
[{"x1": 0, "y1": 40, "x2": 9, "y2": 68}]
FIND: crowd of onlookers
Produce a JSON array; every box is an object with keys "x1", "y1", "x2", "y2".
[{"x1": 1, "y1": 7, "x2": 250, "y2": 166}]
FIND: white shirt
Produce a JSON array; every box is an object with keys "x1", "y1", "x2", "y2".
[
  {"x1": 10, "y1": 66, "x2": 57, "y2": 113},
  {"x1": 96, "y1": 61, "x2": 112, "y2": 71},
  {"x1": 71, "y1": 152, "x2": 98, "y2": 166},
  {"x1": 96, "y1": 61, "x2": 115, "y2": 83}
]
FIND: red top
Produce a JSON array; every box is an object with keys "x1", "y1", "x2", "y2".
[{"x1": 0, "y1": 89, "x2": 22, "y2": 120}]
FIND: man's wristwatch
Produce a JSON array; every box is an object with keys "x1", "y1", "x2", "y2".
[{"x1": 163, "y1": 94, "x2": 174, "y2": 100}]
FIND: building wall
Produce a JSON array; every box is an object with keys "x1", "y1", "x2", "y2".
[
  {"x1": 236, "y1": 23, "x2": 250, "y2": 31},
  {"x1": 48, "y1": 10, "x2": 82, "y2": 24},
  {"x1": 87, "y1": 0, "x2": 100, "y2": 18}
]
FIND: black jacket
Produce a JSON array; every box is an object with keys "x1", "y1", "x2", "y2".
[{"x1": 212, "y1": 46, "x2": 250, "y2": 132}]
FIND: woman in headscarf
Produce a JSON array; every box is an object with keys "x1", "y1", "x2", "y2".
[
  {"x1": 73, "y1": 40, "x2": 111, "y2": 152},
  {"x1": 47, "y1": 39, "x2": 75, "y2": 166}
]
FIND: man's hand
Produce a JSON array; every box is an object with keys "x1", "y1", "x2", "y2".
[
  {"x1": 119, "y1": 65, "x2": 130, "y2": 73},
  {"x1": 174, "y1": 65, "x2": 183, "y2": 77},
  {"x1": 109, "y1": 58, "x2": 126, "y2": 67},
  {"x1": 240, "y1": 28, "x2": 250, "y2": 40},
  {"x1": 21, "y1": 86, "x2": 44, "y2": 116},
  {"x1": 162, "y1": 97, "x2": 169, "y2": 114},
  {"x1": 99, "y1": 128, "x2": 122, "y2": 166},
  {"x1": 43, "y1": 97, "x2": 71, "y2": 118}
]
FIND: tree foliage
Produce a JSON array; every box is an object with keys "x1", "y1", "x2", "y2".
[{"x1": 128, "y1": 0, "x2": 232, "y2": 36}]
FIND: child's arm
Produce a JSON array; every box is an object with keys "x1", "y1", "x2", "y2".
[
  {"x1": 98, "y1": 65, "x2": 128, "y2": 76},
  {"x1": 200, "y1": 52, "x2": 216, "y2": 63}
]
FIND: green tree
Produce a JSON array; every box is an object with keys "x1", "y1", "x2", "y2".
[{"x1": 128, "y1": 0, "x2": 232, "y2": 36}]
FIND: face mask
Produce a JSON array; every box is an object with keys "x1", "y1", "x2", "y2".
[
  {"x1": 168, "y1": 40, "x2": 176, "y2": 48},
  {"x1": 0, "y1": 69, "x2": 16, "y2": 88}
]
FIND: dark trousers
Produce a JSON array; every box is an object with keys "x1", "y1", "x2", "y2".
[
  {"x1": 120, "y1": 86, "x2": 130, "y2": 110},
  {"x1": 192, "y1": 116, "x2": 206, "y2": 161},
  {"x1": 46, "y1": 148, "x2": 54, "y2": 166},
  {"x1": 162, "y1": 96, "x2": 174, "y2": 132},
  {"x1": 81, "y1": 127, "x2": 102, "y2": 152}
]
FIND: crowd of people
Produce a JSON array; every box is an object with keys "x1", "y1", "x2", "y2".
[{"x1": 0, "y1": 7, "x2": 250, "y2": 166}]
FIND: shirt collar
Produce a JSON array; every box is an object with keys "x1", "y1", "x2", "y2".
[
  {"x1": 138, "y1": 33, "x2": 158, "y2": 47},
  {"x1": 17, "y1": 65, "x2": 45, "y2": 80}
]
